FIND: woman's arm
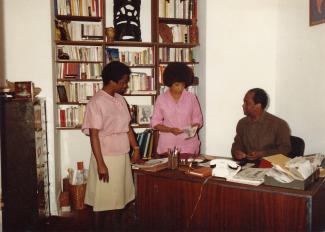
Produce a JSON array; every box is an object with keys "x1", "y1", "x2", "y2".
[
  {"x1": 89, "y1": 128, "x2": 109, "y2": 182},
  {"x1": 154, "y1": 124, "x2": 183, "y2": 135},
  {"x1": 127, "y1": 125, "x2": 141, "y2": 163}
]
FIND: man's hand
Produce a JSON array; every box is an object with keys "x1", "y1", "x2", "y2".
[
  {"x1": 234, "y1": 150, "x2": 247, "y2": 160},
  {"x1": 97, "y1": 162, "x2": 109, "y2": 182},
  {"x1": 247, "y1": 151, "x2": 265, "y2": 161}
]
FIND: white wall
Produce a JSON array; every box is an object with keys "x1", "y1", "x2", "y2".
[
  {"x1": 204, "y1": 0, "x2": 279, "y2": 156},
  {"x1": 3, "y1": 0, "x2": 58, "y2": 214},
  {"x1": 203, "y1": 0, "x2": 325, "y2": 156},
  {"x1": 276, "y1": 0, "x2": 325, "y2": 154}
]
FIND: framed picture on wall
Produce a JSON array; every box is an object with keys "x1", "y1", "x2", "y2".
[
  {"x1": 310, "y1": 0, "x2": 325, "y2": 26},
  {"x1": 137, "y1": 105, "x2": 153, "y2": 125},
  {"x1": 14, "y1": 81, "x2": 34, "y2": 100}
]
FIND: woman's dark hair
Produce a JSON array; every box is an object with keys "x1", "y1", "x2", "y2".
[
  {"x1": 163, "y1": 62, "x2": 194, "y2": 88},
  {"x1": 101, "y1": 61, "x2": 131, "y2": 85},
  {"x1": 249, "y1": 88, "x2": 268, "y2": 109}
]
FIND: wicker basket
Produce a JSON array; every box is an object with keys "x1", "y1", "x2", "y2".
[{"x1": 69, "y1": 183, "x2": 86, "y2": 210}]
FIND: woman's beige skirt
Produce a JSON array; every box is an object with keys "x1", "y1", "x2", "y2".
[{"x1": 84, "y1": 153, "x2": 135, "y2": 212}]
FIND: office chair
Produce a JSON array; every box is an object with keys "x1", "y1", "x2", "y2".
[{"x1": 288, "y1": 135, "x2": 305, "y2": 158}]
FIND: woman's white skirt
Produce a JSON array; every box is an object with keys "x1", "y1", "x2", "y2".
[{"x1": 84, "y1": 153, "x2": 135, "y2": 212}]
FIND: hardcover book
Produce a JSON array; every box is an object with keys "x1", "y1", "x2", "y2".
[{"x1": 105, "y1": 48, "x2": 119, "y2": 63}]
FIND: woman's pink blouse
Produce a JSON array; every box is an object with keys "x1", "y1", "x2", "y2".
[
  {"x1": 82, "y1": 90, "x2": 131, "y2": 156},
  {"x1": 151, "y1": 90, "x2": 203, "y2": 154}
]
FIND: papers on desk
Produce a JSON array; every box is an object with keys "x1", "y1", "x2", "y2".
[
  {"x1": 132, "y1": 158, "x2": 168, "y2": 172},
  {"x1": 264, "y1": 154, "x2": 325, "y2": 183},
  {"x1": 227, "y1": 168, "x2": 268, "y2": 186},
  {"x1": 183, "y1": 125, "x2": 198, "y2": 139}
]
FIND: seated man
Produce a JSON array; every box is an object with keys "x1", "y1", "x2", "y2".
[{"x1": 231, "y1": 88, "x2": 291, "y2": 161}]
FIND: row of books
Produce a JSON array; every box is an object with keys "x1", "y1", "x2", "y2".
[
  {"x1": 55, "y1": 0, "x2": 103, "y2": 17},
  {"x1": 159, "y1": 47, "x2": 193, "y2": 62},
  {"x1": 159, "y1": 24, "x2": 190, "y2": 43},
  {"x1": 130, "y1": 130, "x2": 155, "y2": 160},
  {"x1": 125, "y1": 72, "x2": 155, "y2": 94},
  {"x1": 57, "y1": 46, "x2": 103, "y2": 62},
  {"x1": 159, "y1": 0, "x2": 196, "y2": 19},
  {"x1": 57, "y1": 105, "x2": 86, "y2": 128},
  {"x1": 66, "y1": 21, "x2": 103, "y2": 41},
  {"x1": 106, "y1": 48, "x2": 153, "y2": 65},
  {"x1": 57, "y1": 63, "x2": 102, "y2": 80},
  {"x1": 57, "y1": 104, "x2": 154, "y2": 128},
  {"x1": 129, "y1": 105, "x2": 154, "y2": 125},
  {"x1": 57, "y1": 82, "x2": 102, "y2": 103}
]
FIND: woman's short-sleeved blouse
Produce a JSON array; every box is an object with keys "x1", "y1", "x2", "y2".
[{"x1": 82, "y1": 90, "x2": 131, "y2": 155}]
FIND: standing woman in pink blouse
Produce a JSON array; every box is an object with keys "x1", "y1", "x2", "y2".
[
  {"x1": 82, "y1": 61, "x2": 140, "y2": 230},
  {"x1": 151, "y1": 62, "x2": 203, "y2": 157}
]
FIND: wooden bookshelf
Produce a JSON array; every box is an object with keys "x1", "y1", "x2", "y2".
[{"x1": 53, "y1": 0, "x2": 199, "y2": 130}]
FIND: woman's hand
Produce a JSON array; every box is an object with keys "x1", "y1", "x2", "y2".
[
  {"x1": 131, "y1": 148, "x2": 141, "y2": 163},
  {"x1": 170, "y1": 127, "x2": 183, "y2": 135},
  {"x1": 97, "y1": 161, "x2": 109, "y2": 182}
]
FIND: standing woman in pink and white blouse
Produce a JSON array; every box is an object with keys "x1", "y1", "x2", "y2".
[
  {"x1": 82, "y1": 61, "x2": 140, "y2": 231},
  {"x1": 151, "y1": 62, "x2": 203, "y2": 157}
]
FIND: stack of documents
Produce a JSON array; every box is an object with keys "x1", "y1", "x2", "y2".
[
  {"x1": 227, "y1": 168, "x2": 268, "y2": 186},
  {"x1": 132, "y1": 158, "x2": 168, "y2": 172}
]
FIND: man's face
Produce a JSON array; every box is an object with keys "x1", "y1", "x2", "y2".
[{"x1": 242, "y1": 91, "x2": 257, "y2": 117}]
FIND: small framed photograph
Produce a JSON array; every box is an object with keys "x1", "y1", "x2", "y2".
[
  {"x1": 14, "y1": 81, "x2": 33, "y2": 100},
  {"x1": 137, "y1": 105, "x2": 153, "y2": 125},
  {"x1": 57, "y1": 85, "x2": 68, "y2": 103}
]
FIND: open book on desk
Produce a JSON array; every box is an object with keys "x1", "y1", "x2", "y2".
[{"x1": 226, "y1": 168, "x2": 269, "y2": 186}]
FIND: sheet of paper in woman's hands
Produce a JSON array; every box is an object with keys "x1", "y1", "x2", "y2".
[{"x1": 184, "y1": 125, "x2": 198, "y2": 139}]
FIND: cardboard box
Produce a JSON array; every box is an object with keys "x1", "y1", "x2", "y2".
[{"x1": 264, "y1": 169, "x2": 319, "y2": 190}]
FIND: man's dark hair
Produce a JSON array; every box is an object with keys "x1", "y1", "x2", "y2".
[
  {"x1": 163, "y1": 62, "x2": 194, "y2": 88},
  {"x1": 249, "y1": 88, "x2": 268, "y2": 109},
  {"x1": 101, "y1": 61, "x2": 131, "y2": 85}
]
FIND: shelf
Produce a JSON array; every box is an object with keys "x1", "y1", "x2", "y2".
[
  {"x1": 55, "y1": 15, "x2": 102, "y2": 22},
  {"x1": 158, "y1": 43, "x2": 199, "y2": 48},
  {"x1": 56, "y1": 126, "x2": 82, "y2": 130},
  {"x1": 56, "y1": 60, "x2": 103, "y2": 63},
  {"x1": 106, "y1": 41, "x2": 156, "y2": 47},
  {"x1": 159, "y1": 17, "x2": 192, "y2": 25},
  {"x1": 131, "y1": 124, "x2": 151, "y2": 129},
  {"x1": 127, "y1": 64, "x2": 156, "y2": 68},
  {"x1": 159, "y1": 61, "x2": 199, "y2": 65},
  {"x1": 57, "y1": 79, "x2": 102, "y2": 82},
  {"x1": 56, "y1": 124, "x2": 151, "y2": 130},
  {"x1": 57, "y1": 102, "x2": 88, "y2": 105},
  {"x1": 56, "y1": 40, "x2": 103, "y2": 46},
  {"x1": 123, "y1": 93, "x2": 157, "y2": 96}
]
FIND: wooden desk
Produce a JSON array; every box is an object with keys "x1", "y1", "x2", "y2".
[{"x1": 134, "y1": 169, "x2": 325, "y2": 232}]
